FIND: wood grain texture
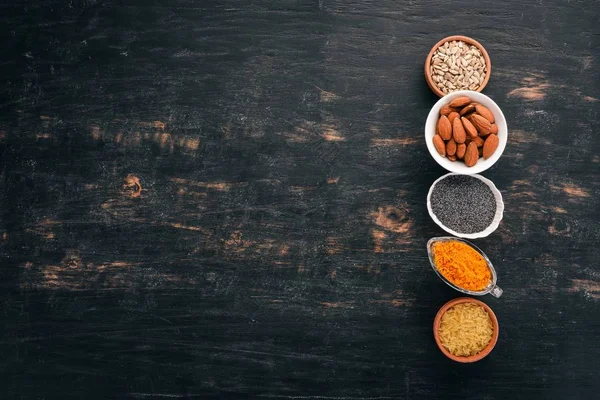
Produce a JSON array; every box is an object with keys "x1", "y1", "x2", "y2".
[{"x1": 0, "y1": 0, "x2": 599, "y2": 399}]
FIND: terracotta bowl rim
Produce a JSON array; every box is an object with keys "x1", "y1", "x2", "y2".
[
  {"x1": 424, "y1": 35, "x2": 492, "y2": 97},
  {"x1": 433, "y1": 297, "x2": 499, "y2": 363}
]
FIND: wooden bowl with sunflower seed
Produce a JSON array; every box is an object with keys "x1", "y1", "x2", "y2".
[{"x1": 425, "y1": 35, "x2": 492, "y2": 97}]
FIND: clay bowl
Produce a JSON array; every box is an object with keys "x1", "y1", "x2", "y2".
[
  {"x1": 433, "y1": 297, "x2": 499, "y2": 363},
  {"x1": 424, "y1": 35, "x2": 492, "y2": 97}
]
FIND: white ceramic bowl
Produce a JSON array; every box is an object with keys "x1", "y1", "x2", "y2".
[
  {"x1": 425, "y1": 90, "x2": 507, "y2": 174},
  {"x1": 427, "y1": 173, "x2": 504, "y2": 239}
]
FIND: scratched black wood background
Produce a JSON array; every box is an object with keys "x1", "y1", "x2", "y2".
[{"x1": 1, "y1": 0, "x2": 599, "y2": 399}]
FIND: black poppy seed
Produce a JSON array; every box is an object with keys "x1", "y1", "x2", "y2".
[{"x1": 430, "y1": 175, "x2": 496, "y2": 234}]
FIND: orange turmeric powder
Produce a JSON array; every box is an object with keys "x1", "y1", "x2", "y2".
[{"x1": 432, "y1": 240, "x2": 491, "y2": 291}]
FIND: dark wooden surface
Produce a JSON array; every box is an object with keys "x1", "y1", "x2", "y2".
[{"x1": 1, "y1": 1, "x2": 599, "y2": 399}]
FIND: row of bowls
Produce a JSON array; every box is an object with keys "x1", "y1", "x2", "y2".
[{"x1": 423, "y1": 37, "x2": 505, "y2": 362}]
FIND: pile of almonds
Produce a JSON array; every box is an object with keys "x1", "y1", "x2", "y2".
[
  {"x1": 430, "y1": 40, "x2": 487, "y2": 94},
  {"x1": 432, "y1": 96, "x2": 499, "y2": 167}
]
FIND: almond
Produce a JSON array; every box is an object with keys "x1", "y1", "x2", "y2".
[
  {"x1": 459, "y1": 103, "x2": 476, "y2": 116},
  {"x1": 439, "y1": 105, "x2": 455, "y2": 116},
  {"x1": 470, "y1": 113, "x2": 492, "y2": 135},
  {"x1": 433, "y1": 134, "x2": 446, "y2": 157},
  {"x1": 437, "y1": 115, "x2": 452, "y2": 140},
  {"x1": 448, "y1": 154, "x2": 457, "y2": 162},
  {"x1": 452, "y1": 118, "x2": 466, "y2": 144},
  {"x1": 475, "y1": 104, "x2": 495, "y2": 123},
  {"x1": 472, "y1": 136, "x2": 485, "y2": 147},
  {"x1": 446, "y1": 139, "x2": 457, "y2": 156},
  {"x1": 449, "y1": 96, "x2": 471, "y2": 108},
  {"x1": 461, "y1": 117, "x2": 478, "y2": 138},
  {"x1": 464, "y1": 142, "x2": 479, "y2": 167},
  {"x1": 456, "y1": 143, "x2": 466, "y2": 159},
  {"x1": 490, "y1": 123, "x2": 498, "y2": 135},
  {"x1": 483, "y1": 134, "x2": 499, "y2": 159},
  {"x1": 447, "y1": 111, "x2": 460, "y2": 123}
]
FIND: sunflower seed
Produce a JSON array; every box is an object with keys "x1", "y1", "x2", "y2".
[{"x1": 430, "y1": 40, "x2": 488, "y2": 93}]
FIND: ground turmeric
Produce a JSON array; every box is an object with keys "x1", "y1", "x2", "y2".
[{"x1": 432, "y1": 240, "x2": 491, "y2": 291}]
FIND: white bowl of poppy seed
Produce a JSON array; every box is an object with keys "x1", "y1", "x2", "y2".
[
  {"x1": 427, "y1": 173, "x2": 504, "y2": 239},
  {"x1": 425, "y1": 90, "x2": 507, "y2": 174}
]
